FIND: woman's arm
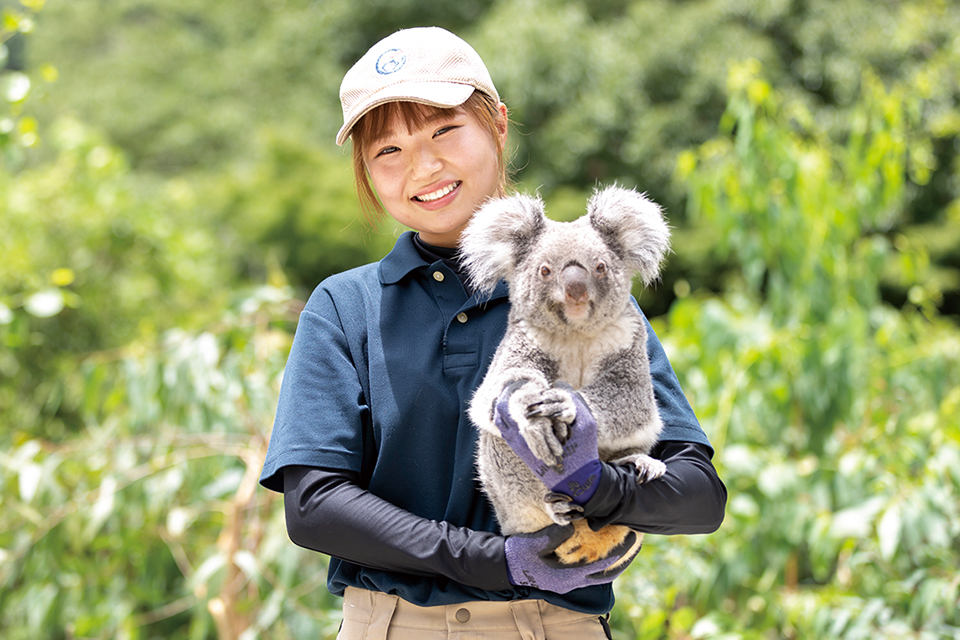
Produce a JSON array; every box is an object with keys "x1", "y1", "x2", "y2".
[
  {"x1": 282, "y1": 465, "x2": 512, "y2": 590},
  {"x1": 581, "y1": 441, "x2": 727, "y2": 534}
]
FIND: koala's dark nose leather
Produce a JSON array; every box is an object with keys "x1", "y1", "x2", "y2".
[{"x1": 562, "y1": 264, "x2": 589, "y2": 303}]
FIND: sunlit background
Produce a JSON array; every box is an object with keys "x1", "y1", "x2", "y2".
[{"x1": 2, "y1": 1, "x2": 959, "y2": 638}]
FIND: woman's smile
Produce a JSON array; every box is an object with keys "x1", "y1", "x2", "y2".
[{"x1": 413, "y1": 180, "x2": 462, "y2": 203}]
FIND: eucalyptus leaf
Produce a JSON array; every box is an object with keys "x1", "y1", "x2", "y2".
[
  {"x1": 190, "y1": 553, "x2": 228, "y2": 591},
  {"x1": 232, "y1": 550, "x2": 260, "y2": 581},
  {"x1": 832, "y1": 497, "x2": 886, "y2": 539},
  {"x1": 877, "y1": 503, "x2": 902, "y2": 562},
  {"x1": 18, "y1": 462, "x2": 42, "y2": 503}
]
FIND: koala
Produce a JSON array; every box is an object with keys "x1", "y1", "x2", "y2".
[{"x1": 461, "y1": 185, "x2": 671, "y2": 568}]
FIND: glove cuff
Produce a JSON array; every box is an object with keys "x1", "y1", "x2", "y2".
[{"x1": 503, "y1": 536, "x2": 539, "y2": 588}]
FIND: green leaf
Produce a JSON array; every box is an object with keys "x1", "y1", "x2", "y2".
[
  {"x1": 82, "y1": 475, "x2": 117, "y2": 541},
  {"x1": 832, "y1": 496, "x2": 885, "y2": 539},
  {"x1": 877, "y1": 503, "x2": 901, "y2": 562},
  {"x1": 18, "y1": 461, "x2": 42, "y2": 502},
  {"x1": 232, "y1": 550, "x2": 260, "y2": 582},
  {"x1": 190, "y1": 553, "x2": 227, "y2": 592}
]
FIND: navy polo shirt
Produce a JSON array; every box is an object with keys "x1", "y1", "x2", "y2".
[{"x1": 260, "y1": 231, "x2": 710, "y2": 611}]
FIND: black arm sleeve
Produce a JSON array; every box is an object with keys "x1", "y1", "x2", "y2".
[
  {"x1": 282, "y1": 465, "x2": 512, "y2": 591},
  {"x1": 582, "y1": 441, "x2": 727, "y2": 535}
]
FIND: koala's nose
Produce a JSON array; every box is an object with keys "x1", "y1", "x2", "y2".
[{"x1": 562, "y1": 264, "x2": 589, "y2": 303}]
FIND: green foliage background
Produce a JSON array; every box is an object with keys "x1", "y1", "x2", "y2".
[{"x1": 1, "y1": 1, "x2": 958, "y2": 639}]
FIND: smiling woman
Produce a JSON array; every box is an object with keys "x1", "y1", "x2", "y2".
[
  {"x1": 258, "y1": 25, "x2": 724, "y2": 640},
  {"x1": 350, "y1": 90, "x2": 510, "y2": 231}
]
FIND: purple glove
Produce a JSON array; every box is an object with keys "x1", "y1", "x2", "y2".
[
  {"x1": 504, "y1": 523, "x2": 640, "y2": 594},
  {"x1": 494, "y1": 381, "x2": 603, "y2": 505}
]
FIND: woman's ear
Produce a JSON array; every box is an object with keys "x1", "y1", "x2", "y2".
[{"x1": 495, "y1": 102, "x2": 509, "y2": 145}]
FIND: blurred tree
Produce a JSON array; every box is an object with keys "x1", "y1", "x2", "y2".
[
  {"x1": 3, "y1": 4, "x2": 960, "y2": 636},
  {"x1": 3, "y1": 58, "x2": 957, "y2": 640},
  {"x1": 0, "y1": 0, "x2": 44, "y2": 165},
  {"x1": 22, "y1": 0, "x2": 960, "y2": 317},
  {"x1": 619, "y1": 59, "x2": 960, "y2": 640},
  {"x1": 204, "y1": 126, "x2": 401, "y2": 294},
  {"x1": 1, "y1": 287, "x2": 336, "y2": 640},
  {"x1": 0, "y1": 118, "x2": 241, "y2": 442},
  {"x1": 23, "y1": 0, "x2": 346, "y2": 171},
  {"x1": 329, "y1": 0, "x2": 496, "y2": 68}
]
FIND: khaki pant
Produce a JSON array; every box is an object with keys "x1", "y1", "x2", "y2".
[{"x1": 338, "y1": 587, "x2": 611, "y2": 640}]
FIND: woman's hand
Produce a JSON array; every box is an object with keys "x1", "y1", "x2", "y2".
[
  {"x1": 504, "y1": 522, "x2": 640, "y2": 594},
  {"x1": 494, "y1": 381, "x2": 603, "y2": 506}
]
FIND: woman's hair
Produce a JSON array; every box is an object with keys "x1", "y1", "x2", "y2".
[{"x1": 349, "y1": 90, "x2": 511, "y2": 225}]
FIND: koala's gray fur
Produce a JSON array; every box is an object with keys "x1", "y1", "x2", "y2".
[{"x1": 462, "y1": 185, "x2": 671, "y2": 550}]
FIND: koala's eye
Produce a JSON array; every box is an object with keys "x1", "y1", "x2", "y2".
[
  {"x1": 539, "y1": 265, "x2": 552, "y2": 277},
  {"x1": 596, "y1": 261, "x2": 607, "y2": 274}
]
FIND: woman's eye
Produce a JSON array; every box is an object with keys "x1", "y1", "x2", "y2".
[
  {"x1": 434, "y1": 125, "x2": 459, "y2": 138},
  {"x1": 376, "y1": 146, "x2": 400, "y2": 157}
]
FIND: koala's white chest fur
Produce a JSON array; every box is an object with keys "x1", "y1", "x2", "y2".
[{"x1": 519, "y1": 306, "x2": 640, "y2": 388}]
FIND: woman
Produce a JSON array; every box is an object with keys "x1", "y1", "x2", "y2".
[{"x1": 259, "y1": 26, "x2": 726, "y2": 640}]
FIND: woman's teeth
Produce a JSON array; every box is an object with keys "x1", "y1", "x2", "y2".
[{"x1": 415, "y1": 181, "x2": 461, "y2": 202}]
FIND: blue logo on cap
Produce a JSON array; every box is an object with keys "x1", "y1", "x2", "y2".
[{"x1": 376, "y1": 49, "x2": 406, "y2": 75}]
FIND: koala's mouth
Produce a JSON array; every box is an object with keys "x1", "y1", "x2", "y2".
[
  {"x1": 564, "y1": 301, "x2": 592, "y2": 321},
  {"x1": 413, "y1": 181, "x2": 462, "y2": 203}
]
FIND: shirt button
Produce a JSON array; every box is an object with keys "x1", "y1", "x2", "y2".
[
  {"x1": 433, "y1": 271, "x2": 445, "y2": 282},
  {"x1": 456, "y1": 312, "x2": 468, "y2": 324},
  {"x1": 455, "y1": 608, "x2": 470, "y2": 623}
]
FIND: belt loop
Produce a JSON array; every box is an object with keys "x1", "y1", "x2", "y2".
[
  {"x1": 364, "y1": 590, "x2": 399, "y2": 640},
  {"x1": 599, "y1": 613, "x2": 613, "y2": 640},
  {"x1": 510, "y1": 599, "x2": 545, "y2": 640}
]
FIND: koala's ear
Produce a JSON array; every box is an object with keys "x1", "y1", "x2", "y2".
[
  {"x1": 587, "y1": 185, "x2": 671, "y2": 286},
  {"x1": 459, "y1": 193, "x2": 547, "y2": 295}
]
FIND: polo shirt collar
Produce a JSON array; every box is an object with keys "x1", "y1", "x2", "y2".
[
  {"x1": 377, "y1": 231, "x2": 510, "y2": 302},
  {"x1": 378, "y1": 231, "x2": 426, "y2": 285}
]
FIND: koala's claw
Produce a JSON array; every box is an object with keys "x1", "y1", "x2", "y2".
[
  {"x1": 519, "y1": 418, "x2": 565, "y2": 467},
  {"x1": 535, "y1": 389, "x2": 577, "y2": 422},
  {"x1": 635, "y1": 457, "x2": 667, "y2": 484},
  {"x1": 524, "y1": 402, "x2": 548, "y2": 418},
  {"x1": 545, "y1": 491, "x2": 574, "y2": 504},
  {"x1": 543, "y1": 492, "x2": 584, "y2": 525},
  {"x1": 524, "y1": 388, "x2": 576, "y2": 446},
  {"x1": 609, "y1": 452, "x2": 667, "y2": 484}
]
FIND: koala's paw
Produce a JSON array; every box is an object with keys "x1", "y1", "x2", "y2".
[
  {"x1": 519, "y1": 416, "x2": 565, "y2": 467},
  {"x1": 543, "y1": 491, "x2": 584, "y2": 526},
  {"x1": 524, "y1": 386, "x2": 576, "y2": 442},
  {"x1": 612, "y1": 453, "x2": 667, "y2": 484},
  {"x1": 509, "y1": 385, "x2": 566, "y2": 466},
  {"x1": 634, "y1": 455, "x2": 667, "y2": 483}
]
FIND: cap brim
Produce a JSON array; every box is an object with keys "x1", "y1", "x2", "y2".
[{"x1": 336, "y1": 82, "x2": 476, "y2": 146}]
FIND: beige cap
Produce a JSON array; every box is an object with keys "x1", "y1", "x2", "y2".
[{"x1": 336, "y1": 27, "x2": 499, "y2": 146}]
